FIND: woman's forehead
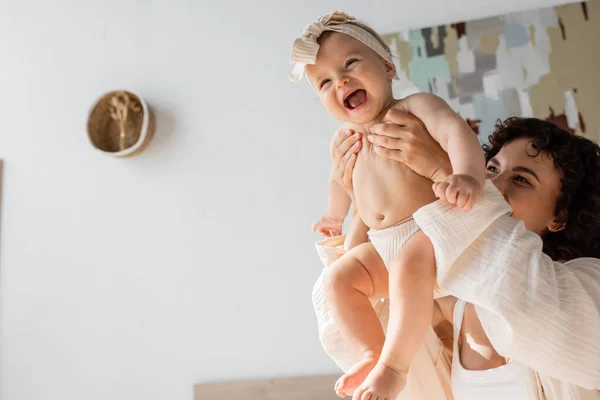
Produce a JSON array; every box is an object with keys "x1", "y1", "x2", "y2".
[{"x1": 496, "y1": 138, "x2": 557, "y2": 171}]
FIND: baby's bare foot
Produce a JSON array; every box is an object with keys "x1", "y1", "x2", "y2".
[
  {"x1": 334, "y1": 357, "x2": 378, "y2": 398},
  {"x1": 351, "y1": 363, "x2": 408, "y2": 400}
]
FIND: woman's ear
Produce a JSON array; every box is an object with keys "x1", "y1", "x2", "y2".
[
  {"x1": 548, "y1": 210, "x2": 568, "y2": 233},
  {"x1": 547, "y1": 219, "x2": 566, "y2": 233},
  {"x1": 385, "y1": 60, "x2": 396, "y2": 80}
]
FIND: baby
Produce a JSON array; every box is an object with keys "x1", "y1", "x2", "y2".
[{"x1": 290, "y1": 12, "x2": 485, "y2": 400}]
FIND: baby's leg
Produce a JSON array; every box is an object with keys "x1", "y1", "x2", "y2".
[
  {"x1": 353, "y1": 230, "x2": 436, "y2": 400},
  {"x1": 322, "y1": 242, "x2": 388, "y2": 397}
]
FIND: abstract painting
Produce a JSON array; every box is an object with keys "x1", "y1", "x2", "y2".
[{"x1": 382, "y1": 1, "x2": 599, "y2": 142}]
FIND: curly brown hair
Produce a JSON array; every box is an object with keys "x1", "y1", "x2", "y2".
[{"x1": 482, "y1": 117, "x2": 600, "y2": 261}]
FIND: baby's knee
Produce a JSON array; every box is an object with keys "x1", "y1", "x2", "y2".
[
  {"x1": 322, "y1": 256, "x2": 363, "y2": 294},
  {"x1": 322, "y1": 262, "x2": 349, "y2": 294}
]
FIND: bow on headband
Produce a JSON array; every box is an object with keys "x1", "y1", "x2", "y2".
[{"x1": 289, "y1": 11, "x2": 393, "y2": 82}]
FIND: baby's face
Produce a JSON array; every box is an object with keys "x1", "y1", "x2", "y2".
[{"x1": 306, "y1": 32, "x2": 395, "y2": 124}]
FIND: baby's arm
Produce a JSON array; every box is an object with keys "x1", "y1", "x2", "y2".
[
  {"x1": 397, "y1": 93, "x2": 485, "y2": 184},
  {"x1": 343, "y1": 207, "x2": 370, "y2": 250},
  {"x1": 395, "y1": 94, "x2": 485, "y2": 209},
  {"x1": 312, "y1": 167, "x2": 352, "y2": 237}
]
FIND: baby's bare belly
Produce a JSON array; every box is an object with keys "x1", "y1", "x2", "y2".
[{"x1": 353, "y1": 139, "x2": 437, "y2": 230}]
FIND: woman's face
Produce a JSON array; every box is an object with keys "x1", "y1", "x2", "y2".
[{"x1": 486, "y1": 138, "x2": 563, "y2": 236}]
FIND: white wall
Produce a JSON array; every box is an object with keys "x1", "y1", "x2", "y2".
[{"x1": 0, "y1": 0, "x2": 576, "y2": 399}]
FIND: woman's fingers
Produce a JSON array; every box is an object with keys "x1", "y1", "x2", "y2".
[
  {"x1": 343, "y1": 153, "x2": 357, "y2": 181},
  {"x1": 340, "y1": 153, "x2": 358, "y2": 199},
  {"x1": 336, "y1": 140, "x2": 360, "y2": 174},
  {"x1": 330, "y1": 126, "x2": 352, "y2": 148},
  {"x1": 373, "y1": 144, "x2": 403, "y2": 163},
  {"x1": 382, "y1": 108, "x2": 419, "y2": 130},
  {"x1": 369, "y1": 120, "x2": 406, "y2": 139},
  {"x1": 371, "y1": 111, "x2": 452, "y2": 181},
  {"x1": 331, "y1": 128, "x2": 361, "y2": 160},
  {"x1": 367, "y1": 130, "x2": 403, "y2": 148}
]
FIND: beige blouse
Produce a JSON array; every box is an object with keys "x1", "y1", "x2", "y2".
[{"x1": 413, "y1": 180, "x2": 600, "y2": 399}]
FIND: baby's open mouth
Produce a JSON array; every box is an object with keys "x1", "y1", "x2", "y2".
[{"x1": 343, "y1": 89, "x2": 367, "y2": 110}]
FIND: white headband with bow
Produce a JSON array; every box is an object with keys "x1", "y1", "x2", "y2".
[{"x1": 289, "y1": 11, "x2": 393, "y2": 83}]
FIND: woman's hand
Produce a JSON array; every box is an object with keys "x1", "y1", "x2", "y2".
[
  {"x1": 329, "y1": 126, "x2": 362, "y2": 200},
  {"x1": 368, "y1": 109, "x2": 452, "y2": 182}
]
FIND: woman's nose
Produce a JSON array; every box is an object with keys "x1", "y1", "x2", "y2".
[{"x1": 490, "y1": 174, "x2": 509, "y2": 202}]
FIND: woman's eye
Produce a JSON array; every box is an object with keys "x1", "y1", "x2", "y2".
[
  {"x1": 514, "y1": 175, "x2": 531, "y2": 186},
  {"x1": 345, "y1": 59, "x2": 358, "y2": 69},
  {"x1": 486, "y1": 165, "x2": 498, "y2": 173},
  {"x1": 320, "y1": 79, "x2": 331, "y2": 89}
]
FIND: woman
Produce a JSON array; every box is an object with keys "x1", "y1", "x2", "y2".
[{"x1": 330, "y1": 112, "x2": 600, "y2": 399}]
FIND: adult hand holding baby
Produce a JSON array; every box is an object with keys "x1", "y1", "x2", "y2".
[
  {"x1": 329, "y1": 126, "x2": 362, "y2": 201},
  {"x1": 331, "y1": 109, "x2": 454, "y2": 195},
  {"x1": 369, "y1": 109, "x2": 452, "y2": 183}
]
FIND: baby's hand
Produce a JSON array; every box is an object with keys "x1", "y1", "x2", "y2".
[
  {"x1": 432, "y1": 174, "x2": 482, "y2": 211},
  {"x1": 312, "y1": 215, "x2": 344, "y2": 237}
]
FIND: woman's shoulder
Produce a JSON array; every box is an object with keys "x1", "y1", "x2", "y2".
[
  {"x1": 554, "y1": 257, "x2": 600, "y2": 304},
  {"x1": 563, "y1": 257, "x2": 600, "y2": 281},
  {"x1": 563, "y1": 256, "x2": 600, "y2": 270}
]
